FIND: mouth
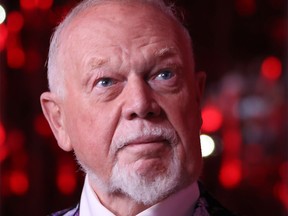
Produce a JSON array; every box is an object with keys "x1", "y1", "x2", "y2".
[
  {"x1": 122, "y1": 135, "x2": 168, "y2": 148},
  {"x1": 115, "y1": 135, "x2": 170, "y2": 156},
  {"x1": 111, "y1": 126, "x2": 178, "y2": 156}
]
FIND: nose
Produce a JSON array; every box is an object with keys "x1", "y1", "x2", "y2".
[{"x1": 122, "y1": 77, "x2": 161, "y2": 120}]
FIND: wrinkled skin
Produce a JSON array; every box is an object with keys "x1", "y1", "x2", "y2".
[{"x1": 41, "y1": 2, "x2": 205, "y2": 215}]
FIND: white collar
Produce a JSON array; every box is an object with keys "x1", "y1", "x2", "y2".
[{"x1": 80, "y1": 175, "x2": 200, "y2": 216}]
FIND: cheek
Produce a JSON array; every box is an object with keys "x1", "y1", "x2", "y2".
[
  {"x1": 162, "y1": 91, "x2": 202, "y2": 167},
  {"x1": 163, "y1": 89, "x2": 200, "y2": 135},
  {"x1": 64, "y1": 101, "x2": 120, "y2": 179}
]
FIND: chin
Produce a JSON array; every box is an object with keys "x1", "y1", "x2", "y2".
[
  {"x1": 108, "y1": 149, "x2": 184, "y2": 205},
  {"x1": 131, "y1": 158, "x2": 169, "y2": 176}
]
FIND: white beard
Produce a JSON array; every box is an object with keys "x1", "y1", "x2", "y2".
[
  {"x1": 108, "y1": 147, "x2": 182, "y2": 205},
  {"x1": 80, "y1": 150, "x2": 182, "y2": 205},
  {"x1": 77, "y1": 126, "x2": 185, "y2": 205}
]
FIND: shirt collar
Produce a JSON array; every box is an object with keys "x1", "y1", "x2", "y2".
[
  {"x1": 80, "y1": 176, "x2": 115, "y2": 216},
  {"x1": 80, "y1": 175, "x2": 200, "y2": 216}
]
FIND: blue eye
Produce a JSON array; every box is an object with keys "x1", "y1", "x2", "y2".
[
  {"x1": 96, "y1": 78, "x2": 115, "y2": 87},
  {"x1": 156, "y1": 70, "x2": 174, "y2": 80}
]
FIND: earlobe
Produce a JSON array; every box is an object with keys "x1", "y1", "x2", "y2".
[{"x1": 40, "y1": 92, "x2": 73, "y2": 152}]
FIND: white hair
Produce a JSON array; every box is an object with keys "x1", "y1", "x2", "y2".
[{"x1": 47, "y1": 0, "x2": 192, "y2": 97}]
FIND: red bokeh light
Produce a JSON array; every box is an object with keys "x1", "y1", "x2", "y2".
[
  {"x1": 0, "y1": 122, "x2": 8, "y2": 161},
  {"x1": 9, "y1": 171, "x2": 29, "y2": 195},
  {"x1": 274, "y1": 182, "x2": 288, "y2": 210},
  {"x1": 20, "y1": 0, "x2": 53, "y2": 10},
  {"x1": 0, "y1": 122, "x2": 6, "y2": 146},
  {"x1": 219, "y1": 159, "x2": 242, "y2": 189},
  {"x1": 261, "y1": 56, "x2": 282, "y2": 80},
  {"x1": 20, "y1": 0, "x2": 37, "y2": 10},
  {"x1": 0, "y1": 24, "x2": 8, "y2": 51},
  {"x1": 57, "y1": 172, "x2": 76, "y2": 195},
  {"x1": 57, "y1": 164, "x2": 76, "y2": 195},
  {"x1": 34, "y1": 114, "x2": 53, "y2": 137},
  {"x1": 201, "y1": 105, "x2": 223, "y2": 132},
  {"x1": 7, "y1": 47, "x2": 26, "y2": 69},
  {"x1": 7, "y1": 11, "x2": 24, "y2": 33},
  {"x1": 261, "y1": 56, "x2": 282, "y2": 81}
]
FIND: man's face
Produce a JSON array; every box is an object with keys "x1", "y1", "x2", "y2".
[{"x1": 56, "y1": 2, "x2": 204, "y2": 202}]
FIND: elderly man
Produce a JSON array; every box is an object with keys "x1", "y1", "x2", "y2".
[{"x1": 41, "y1": 0, "x2": 236, "y2": 215}]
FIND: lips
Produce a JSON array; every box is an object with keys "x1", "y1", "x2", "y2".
[
  {"x1": 116, "y1": 135, "x2": 169, "y2": 155},
  {"x1": 125, "y1": 136, "x2": 167, "y2": 146}
]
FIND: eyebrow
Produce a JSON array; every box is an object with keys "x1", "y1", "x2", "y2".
[
  {"x1": 82, "y1": 57, "x2": 109, "y2": 91},
  {"x1": 153, "y1": 47, "x2": 178, "y2": 59},
  {"x1": 88, "y1": 57, "x2": 109, "y2": 71}
]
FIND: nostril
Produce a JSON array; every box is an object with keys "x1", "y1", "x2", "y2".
[
  {"x1": 128, "y1": 110, "x2": 157, "y2": 120},
  {"x1": 130, "y1": 113, "x2": 137, "y2": 119},
  {"x1": 147, "y1": 112, "x2": 155, "y2": 117}
]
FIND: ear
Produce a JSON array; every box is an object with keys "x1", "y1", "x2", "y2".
[
  {"x1": 195, "y1": 71, "x2": 206, "y2": 103},
  {"x1": 40, "y1": 92, "x2": 72, "y2": 151}
]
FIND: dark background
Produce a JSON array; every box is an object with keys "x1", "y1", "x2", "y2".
[{"x1": 0, "y1": 0, "x2": 287, "y2": 215}]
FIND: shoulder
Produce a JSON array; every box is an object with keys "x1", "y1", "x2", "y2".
[
  {"x1": 47, "y1": 204, "x2": 79, "y2": 216},
  {"x1": 197, "y1": 182, "x2": 239, "y2": 216}
]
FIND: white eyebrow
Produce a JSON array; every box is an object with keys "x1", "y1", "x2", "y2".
[
  {"x1": 153, "y1": 47, "x2": 178, "y2": 58},
  {"x1": 88, "y1": 57, "x2": 110, "y2": 71}
]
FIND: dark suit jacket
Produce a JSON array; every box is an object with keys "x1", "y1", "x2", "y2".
[{"x1": 48, "y1": 183, "x2": 238, "y2": 216}]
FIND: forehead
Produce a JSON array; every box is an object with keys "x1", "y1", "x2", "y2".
[
  {"x1": 61, "y1": 2, "x2": 188, "y2": 48},
  {"x1": 57, "y1": 1, "x2": 192, "y2": 75}
]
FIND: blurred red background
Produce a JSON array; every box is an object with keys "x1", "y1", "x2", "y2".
[{"x1": 0, "y1": 0, "x2": 287, "y2": 215}]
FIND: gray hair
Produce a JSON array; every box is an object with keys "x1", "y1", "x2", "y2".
[{"x1": 47, "y1": 0, "x2": 192, "y2": 96}]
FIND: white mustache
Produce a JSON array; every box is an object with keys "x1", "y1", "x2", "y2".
[{"x1": 110, "y1": 127, "x2": 179, "y2": 155}]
